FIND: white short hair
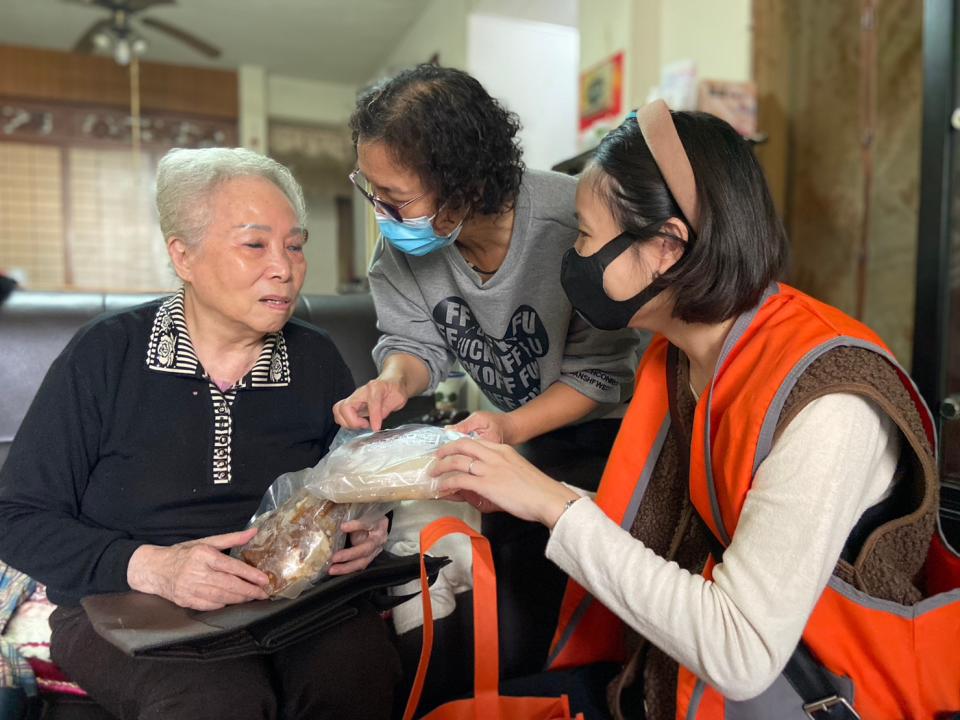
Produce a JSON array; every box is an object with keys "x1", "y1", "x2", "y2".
[{"x1": 156, "y1": 147, "x2": 307, "y2": 246}]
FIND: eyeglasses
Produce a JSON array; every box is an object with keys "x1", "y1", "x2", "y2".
[{"x1": 348, "y1": 169, "x2": 427, "y2": 223}]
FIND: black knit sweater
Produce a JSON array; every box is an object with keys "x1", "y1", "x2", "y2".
[{"x1": 0, "y1": 295, "x2": 354, "y2": 606}]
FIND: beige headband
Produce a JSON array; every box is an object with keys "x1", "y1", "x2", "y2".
[{"x1": 635, "y1": 100, "x2": 701, "y2": 234}]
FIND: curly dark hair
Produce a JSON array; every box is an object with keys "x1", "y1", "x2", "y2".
[{"x1": 349, "y1": 64, "x2": 525, "y2": 216}]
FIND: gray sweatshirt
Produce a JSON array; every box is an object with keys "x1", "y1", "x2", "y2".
[{"x1": 368, "y1": 169, "x2": 648, "y2": 413}]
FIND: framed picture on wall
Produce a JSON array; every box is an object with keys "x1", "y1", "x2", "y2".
[
  {"x1": 579, "y1": 51, "x2": 624, "y2": 144},
  {"x1": 697, "y1": 79, "x2": 757, "y2": 138}
]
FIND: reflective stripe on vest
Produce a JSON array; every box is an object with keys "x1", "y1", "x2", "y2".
[
  {"x1": 546, "y1": 335, "x2": 673, "y2": 670},
  {"x1": 699, "y1": 282, "x2": 780, "y2": 544}
]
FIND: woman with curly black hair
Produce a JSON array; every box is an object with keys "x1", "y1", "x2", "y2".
[
  {"x1": 335, "y1": 63, "x2": 645, "y2": 454},
  {"x1": 334, "y1": 64, "x2": 648, "y2": 687}
]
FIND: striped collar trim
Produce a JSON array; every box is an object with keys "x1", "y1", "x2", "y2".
[{"x1": 145, "y1": 289, "x2": 291, "y2": 388}]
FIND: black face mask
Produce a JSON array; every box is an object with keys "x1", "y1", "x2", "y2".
[{"x1": 560, "y1": 230, "x2": 667, "y2": 331}]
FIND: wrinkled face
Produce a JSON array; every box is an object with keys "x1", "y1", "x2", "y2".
[
  {"x1": 356, "y1": 140, "x2": 462, "y2": 235},
  {"x1": 170, "y1": 176, "x2": 307, "y2": 338}
]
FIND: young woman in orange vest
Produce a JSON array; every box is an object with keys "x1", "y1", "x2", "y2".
[{"x1": 432, "y1": 101, "x2": 960, "y2": 719}]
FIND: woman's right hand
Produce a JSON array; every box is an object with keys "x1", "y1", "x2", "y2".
[
  {"x1": 333, "y1": 378, "x2": 408, "y2": 431},
  {"x1": 127, "y1": 527, "x2": 270, "y2": 611}
]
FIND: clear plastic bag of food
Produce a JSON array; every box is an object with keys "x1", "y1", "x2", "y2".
[
  {"x1": 236, "y1": 424, "x2": 463, "y2": 598},
  {"x1": 236, "y1": 470, "x2": 393, "y2": 600},
  {"x1": 238, "y1": 487, "x2": 348, "y2": 599},
  {"x1": 307, "y1": 425, "x2": 467, "y2": 503}
]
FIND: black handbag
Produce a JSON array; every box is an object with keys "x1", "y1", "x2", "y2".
[{"x1": 81, "y1": 552, "x2": 448, "y2": 661}]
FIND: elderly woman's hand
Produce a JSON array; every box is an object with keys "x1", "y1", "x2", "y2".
[
  {"x1": 432, "y1": 438, "x2": 581, "y2": 528},
  {"x1": 127, "y1": 527, "x2": 270, "y2": 611},
  {"x1": 328, "y1": 515, "x2": 390, "y2": 575},
  {"x1": 333, "y1": 379, "x2": 408, "y2": 431}
]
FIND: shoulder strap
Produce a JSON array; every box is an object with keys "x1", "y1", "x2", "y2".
[
  {"x1": 783, "y1": 644, "x2": 860, "y2": 719},
  {"x1": 686, "y1": 496, "x2": 859, "y2": 717}
]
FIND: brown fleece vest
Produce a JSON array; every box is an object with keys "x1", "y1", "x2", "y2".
[{"x1": 607, "y1": 346, "x2": 938, "y2": 720}]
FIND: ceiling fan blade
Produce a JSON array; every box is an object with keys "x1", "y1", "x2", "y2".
[
  {"x1": 73, "y1": 18, "x2": 113, "y2": 54},
  {"x1": 140, "y1": 16, "x2": 221, "y2": 58},
  {"x1": 61, "y1": 0, "x2": 173, "y2": 9},
  {"x1": 126, "y1": 0, "x2": 177, "y2": 12}
]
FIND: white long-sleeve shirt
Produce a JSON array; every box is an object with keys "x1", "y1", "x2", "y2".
[{"x1": 546, "y1": 392, "x2": 899, "y2": 700}]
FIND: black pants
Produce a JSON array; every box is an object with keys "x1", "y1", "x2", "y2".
[
  {"x1": 515, "y1": 417, "x2": 621, "y2": 492},
  {"x1": 501, "y1": 663, "x2": 622, "y2": 720},
  {"x1": 50, "y1": 602, "x2": 401, "y2": 720},
  {"x1": 486, "y1": 418, "x2": 621, "y2": 680}
]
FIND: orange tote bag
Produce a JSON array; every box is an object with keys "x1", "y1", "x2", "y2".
[{"x1": 402, "y1": 516, "x2": 585, "y2": 720}]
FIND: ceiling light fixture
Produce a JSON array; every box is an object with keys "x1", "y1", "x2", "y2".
[
  {"x1": 92, "y1": 31, "x2": 111, "y2": 51},
  {"x1": 114, "y1": 37, "x2": 131, "y2": 66},
  {"x1": 69, "y1": 0, "x2": 222, "y2": 66}
]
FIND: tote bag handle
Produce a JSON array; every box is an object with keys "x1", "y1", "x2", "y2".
[{"x1": 402, "y1": 516, "x2": 499, "y2": 720}]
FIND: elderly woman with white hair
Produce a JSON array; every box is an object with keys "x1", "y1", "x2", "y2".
[{"x1": 0, "y1": 148, "x2": 400, "y2": 720}]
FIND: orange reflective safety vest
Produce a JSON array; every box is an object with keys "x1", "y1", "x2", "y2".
[{"x1": 547, "y1": 283, "x2": 960, "y2": 719}]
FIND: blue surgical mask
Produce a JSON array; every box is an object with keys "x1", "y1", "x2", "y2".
[{"x1": 376, "y1": 211, "x2": 463, "y2": 256}]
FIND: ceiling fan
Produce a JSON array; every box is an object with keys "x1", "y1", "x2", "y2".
[{"x1": 65, "y1": 0, "x2": 222, "y2": 66}]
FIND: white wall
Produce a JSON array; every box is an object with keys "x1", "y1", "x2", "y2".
[
  {"x1": 300, "y1": 194, "x2": 337, "y2": 295},
  {"x1": 239, "y1": 68, "x2": 359, "y2": 149},
  {"x1": 660, "y1": 0, "x2": 751, "y2": 83},
  {"x1": 466, "y1": 13, "x2": 579, "y2": 170},
  {"x1": 267, "y1": 75, "x2": 357, "y2": 125},
  {"x1": 374, "y1": 0, "x2": 470, "y2": 76},
  {"x1": 470, "y1": 0, "x2": 577, "y2": 27},
  {"x1": 238, "y1": 64, "x2": 268, "y2": 152}
]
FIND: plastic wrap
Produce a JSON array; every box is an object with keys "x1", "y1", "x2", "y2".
[
  {"x1": 238, "y1": 487, "x2": 349, "y2": 599},
  {"x1": 237, "y1": 483, "x2": 392, "y2": 600},
  {"x1": 236, "y1": 425, "x2": 464, "y2": 599},
  {"x1": 309, "y1": 425, "x2": 466, "y2": 503}
]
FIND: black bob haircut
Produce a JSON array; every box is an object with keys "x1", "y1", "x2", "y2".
[
  {"x1": 349, "y1": 64, "x2": 525, "y2": 216},
  {"x1": 588, "y1": 111, "x2": 789, "y2": 325}
]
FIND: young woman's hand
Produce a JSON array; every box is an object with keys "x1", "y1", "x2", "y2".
[
  {"x1": 441, "y1": 488, "x2": 507, "y2": 514},
  {"x1": 431, "y1": 438, "x2": 580, "y2": 528}
]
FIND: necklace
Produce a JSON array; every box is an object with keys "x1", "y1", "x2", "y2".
[
  {"x1": 457, "y1": 234, "x2": 503, "y2": 275},
  {"x1": 468, "y1": 260, "x2": 498, "y2": 275},
  {"x1": 461, "y1": 247, "x2": 499, "y2": 275}
]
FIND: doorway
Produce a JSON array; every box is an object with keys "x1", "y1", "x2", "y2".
[{"x1": 913, "y1": 0, "x2": 960, "y2": 543}]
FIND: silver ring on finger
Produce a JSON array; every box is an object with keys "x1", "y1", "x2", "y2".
[{"x1": 468, "y1": 459, "x2": 477, "y2": 475}]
